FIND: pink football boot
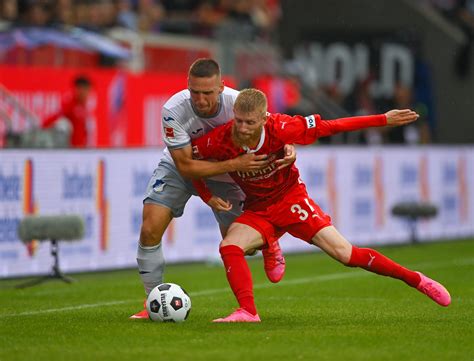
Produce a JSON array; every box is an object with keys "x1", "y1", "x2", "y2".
[
  {"x1": 213, "y1": 308, "x2": 261, "y2": 323},
  {"x1": 416, "y1": 272, "x2": 451, "y2": 307},
  {"x1": 129, "y1": 299, "x2": 149, "y2": 319},
  {"x1": 262, "y1": 241, "x2": 286, "y2": 283}
]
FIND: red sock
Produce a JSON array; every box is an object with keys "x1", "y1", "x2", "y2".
[
  {"x1": 219, "y1": 245, "x2": 257, "y2": 315},
  {"x1": 348, "y1": 246, "x2": 421, "y2": 287}
]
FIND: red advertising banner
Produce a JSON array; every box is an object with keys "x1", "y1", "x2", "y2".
[
  {"x1": 253, "y1": 75, "x2": 300, "y2": 113},
  {"x1": 1, "y1": 66, "x2": 297, "y2": 148},
  {"x1": 0, "y1": 66, "x2": 191, "y2": 147}
]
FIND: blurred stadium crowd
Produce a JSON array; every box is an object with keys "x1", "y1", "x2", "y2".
[
  {"x1": 1, "y1": 1, "x2": 472, "y2": 40},
  {"x1": 0, "y1": 0, "x2": 280, "y2": 39},
  {"x1": 424, "y1": 0, "x2": 474, "y2": 39},
  {"x1": 1, "y1": 0, "x2": 473, "y2": 147},
  {"x1": 422, "y1": 0, "x2": 474, "y2": 75}
]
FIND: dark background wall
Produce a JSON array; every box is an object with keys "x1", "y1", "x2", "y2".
[{"x1": 279, "y1": 0, "x2": 474, "y2": 143}]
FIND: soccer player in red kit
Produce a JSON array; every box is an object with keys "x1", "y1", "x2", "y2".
[
  {"x1": 42, "y1": 76, "x2": 92, "y2": 147},
  {"x1": 191, "y1": 88, "x2": 451, "y2": 322}
]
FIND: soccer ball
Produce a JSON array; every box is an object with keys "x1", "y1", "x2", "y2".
[{"x1": 146, "y1": 283, "x2": 191, "y2": 322}]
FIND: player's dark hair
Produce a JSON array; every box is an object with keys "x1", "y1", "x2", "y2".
[
  {"x1": 188, "y1": 58, "x2": 221, "y2": 78},
  {"x1": 74, "y1": 76, "x2": 91, "y2": 88}
]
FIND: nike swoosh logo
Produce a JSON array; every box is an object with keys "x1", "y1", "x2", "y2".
[{"x1": 139, "y1": 271, "x2": 150, "y2": 274}]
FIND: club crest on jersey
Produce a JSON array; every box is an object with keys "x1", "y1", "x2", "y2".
[
  {"x1": 152, "y1": 179, "x2": 165, "y2": 192},
  {"x1": 305, "y1": 115, "x2": 316, "y2": 129},
  {"x1": 164, "y1": 127, "x2": 175, "y2": 138}
]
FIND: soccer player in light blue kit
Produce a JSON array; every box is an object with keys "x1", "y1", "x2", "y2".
[{"x1": 131, "y1": 59, "x2": 295, "y2": 318}]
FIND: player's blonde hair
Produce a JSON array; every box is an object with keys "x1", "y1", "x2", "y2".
[{"x1": 234, "y1": 88, "x2": 267, "y2": 116}]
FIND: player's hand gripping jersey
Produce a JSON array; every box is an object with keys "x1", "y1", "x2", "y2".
[{"x1": 192, "y1": 113, "x2": 386, "y2": 210}]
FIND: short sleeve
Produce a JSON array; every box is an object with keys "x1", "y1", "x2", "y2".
[{"x1": 161, "y1": 108, "x2": 190, "y2": 149}]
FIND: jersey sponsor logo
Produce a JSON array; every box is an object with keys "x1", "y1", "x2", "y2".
[
  {"x1": 164, "y1": 127, "x2": 175, "y2": 138},
  {"x1": 305, "y1": 115, "x2": 316, "y2": 129},
  {"x1": 237, "y1": 154, "x2": 278, "y2": 180},
  {"x1": 163, "y1": 116, "x2": 174, "y2": 122}
]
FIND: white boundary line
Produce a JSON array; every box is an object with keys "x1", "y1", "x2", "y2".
[{"x1": 1, "y1": 257, "x2": 473, "y2": 319}]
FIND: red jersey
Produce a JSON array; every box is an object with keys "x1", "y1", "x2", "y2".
[
  {"x1": 42, "y1": 93, "x2": 90, "y2": 147},
  {"x1": 192, "y1": 113, "x2": 386, "y2": 210}
]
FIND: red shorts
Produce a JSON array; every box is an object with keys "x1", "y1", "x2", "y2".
[{"x1": 235, "y1": 183, "x2": 332, "y2": 245}]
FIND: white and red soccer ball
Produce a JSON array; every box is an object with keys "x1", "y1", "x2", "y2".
[{"x1": 146, "y1": 283, "x2": 191, "y2": 322}]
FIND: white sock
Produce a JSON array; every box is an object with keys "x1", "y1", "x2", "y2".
[{"x1": 136, "y1": 242, "x2": 164, "y2": 295}]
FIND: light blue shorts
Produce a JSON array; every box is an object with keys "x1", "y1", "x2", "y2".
[{"x1": 144, "y1": 161, "x2": 245, "y2": 227}]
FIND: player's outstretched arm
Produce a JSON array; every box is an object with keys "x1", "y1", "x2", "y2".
[
  {"x1": 171, "y1": 146, "x2": 270, "y2": 179},
  {"x1": 313, "y1": 109, "x2": 418, "y2": 140},
  {"x1": 385, "y1": 109, "x2": 419, "y2": 126}
]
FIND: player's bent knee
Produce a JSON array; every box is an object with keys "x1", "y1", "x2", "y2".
[
  {"x1": 139, "y1": 222, "x2": 162, "y2": 247},
  {"x1": 312, "y1": 229, "x2": 352, "y2": 265},
  {"x1": 334, "y1": 247, "x2": 351, "y2": 265},
  {"x1": 341, "y1": 257, "x2": 352, "y2": 267},
  {"x1": 316, "y1": 238, "x2": 351, "y2": 265},
  {"x1": 220, "y1": 239, "x2": 235, "y2": 248}
]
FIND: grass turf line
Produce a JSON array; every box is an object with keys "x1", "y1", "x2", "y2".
[{"x1": 0, "y1": 239, "x2": 473, "y2": 361}]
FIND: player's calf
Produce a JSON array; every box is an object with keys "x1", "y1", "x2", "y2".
[
  {"x1": 347, "y1": 245, "x2": 420, "y2": 287},
  {"x1": 136, "y1": 242, "x2": 165, "y2": 295}
]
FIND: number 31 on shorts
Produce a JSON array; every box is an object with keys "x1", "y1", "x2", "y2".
[{"x1": 290, "y1": 198, "x2": 317, "y2": 221}]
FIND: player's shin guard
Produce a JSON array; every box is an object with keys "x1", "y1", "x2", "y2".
[
  {"x1": 219, "y1": 245, "x2": 257, "y2": 316},
  {"x1": 347, "y1": 246, "x2": 421, "y2": 287},
  {"x1": 136, "y1": 242, "x2": 165, "y2": 295}
]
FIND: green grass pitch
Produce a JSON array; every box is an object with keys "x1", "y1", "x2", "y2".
[{"x1": 1, "y1": 239, "x2": 473, "y2": 361}]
